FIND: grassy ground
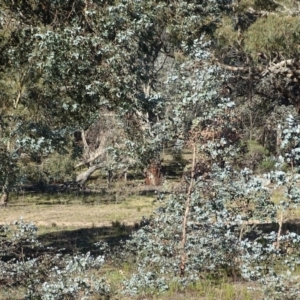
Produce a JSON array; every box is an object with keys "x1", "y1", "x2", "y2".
[
  {"x1": 0, "y1": 184, "x2": 264, "y2": 300},
  {"x1": 0, "y1": 189, "x2": 159, "y2": 256},
  {"x1": 1, "y1": 149, "x2": 297, "y2": 300},
  {"x1": 2, "y1": 195, "x2": 156, "y2": 229},
  {"x1": 107, "y1": 277, "x2": 260, "y2": 300}
]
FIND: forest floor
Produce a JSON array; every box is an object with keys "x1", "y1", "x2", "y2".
[
  {"x1": 1, "y1": 148, "x2": 298, "y2": 299},
  {"x1": 1, "y1": 183, "x2": 265, "y2": 300},
  {"x1": 0, "y1": 182, "x2": 264, "y2": 299}
]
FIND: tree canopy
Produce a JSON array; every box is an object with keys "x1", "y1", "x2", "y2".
[{"x1": 2, "y1": 1, "x2": 300, "y2": 298}]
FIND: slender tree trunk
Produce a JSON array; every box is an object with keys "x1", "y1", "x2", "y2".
[
  {"x1": 276, "y1": 125, "x2": 282, "y2": 156},
  {"x1": 239, "y1": 224, "x2": 245, "y2": 242},
  {"x1": 180, "y1": 142, "x2": 196, "y2": 277},
  {"x1": 276, "y1": 210, "x2": 284, "y2": 250},
  {"x1": 249, "y1": 110, "x2": 253, "y2": 141},
  {"x1": 0, "y1": 188, "x2": 9, "y2": 206},
  {"x1": 107, "y1": 170, "x2": 113, "y2": 188},
  {"x1": 248, "y1": 74, "x2": 254, "y2": 141}
]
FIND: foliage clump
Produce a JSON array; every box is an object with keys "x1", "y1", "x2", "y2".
[
  {"x1": 3, "y1": 1, "x2": 300, "y2": 299},
  {"x1": 0, "y1": 219, "x2": 110, "y2": 300},
  {"x1": 244, "y1": 14, "x2": 300, "y2": 58},
  {"x1": 122, "y1": 112, "x2": 300, "y2": 299}
]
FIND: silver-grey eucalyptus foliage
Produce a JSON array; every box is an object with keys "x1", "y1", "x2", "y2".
[
  {"x1": 0, "y1": 0, "x2": 233, "y2": 192},
  {"x1": 122, "y1": 39, "x2": 300, "y2": 299},
  {"x1": 2, "y1": 1, "x2": 300, "y2": 299},
  {"x1": 0, "y1": 219, "x2": 110, "y2": 300}
]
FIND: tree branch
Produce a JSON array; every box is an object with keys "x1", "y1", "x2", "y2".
[
  {"x1": 75, "y1": 129, "x2": 109, "y2": 168},
  {"x1": 76, "y1": 164, "x2": 102, "y2": 185},
  {"x1": 217, "y1": 59, "x2": 300, "y2": 79}
]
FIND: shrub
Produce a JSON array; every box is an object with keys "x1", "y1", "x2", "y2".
[{"x1": 0, "y1": 219, "x2": 110, "y2": 300}]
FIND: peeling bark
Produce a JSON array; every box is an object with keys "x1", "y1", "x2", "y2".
[{"x1": 75, "y1": 130, "x2": 108, "y2": 168}]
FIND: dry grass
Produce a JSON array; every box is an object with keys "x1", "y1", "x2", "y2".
[
  {"x1": 0, "y1": 194, "x2": 157, "y2": 230},
  {"x1": 95, "y1": 262, "x2": 260, "y2": 300},
  {"x1": 271, "y1": 185, "x2": 300, "y2": 222},
  {"x1": 1, "y1": 164, "x2": 296, "y2": 300}
]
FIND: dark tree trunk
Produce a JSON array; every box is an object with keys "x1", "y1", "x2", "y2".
[
  {"x1": 107, "y1": 170, "x2": 113, "y2": 188},
  {"x1": 144, "y1": 159, "x2": 162, "y2": 186}
]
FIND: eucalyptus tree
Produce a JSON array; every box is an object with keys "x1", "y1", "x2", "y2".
[
  {"x1": 0, "y1": 1, "x2": 107, "y2": 200},
  {"x1": 122, "y1": 39, "x2": 258, "y2": 292},
  {"x1": 122, "y1": 35, "x2": 300, "y2": 300},
  {"x1": 0, "y1": 0, "x2": 143, "y2": 194},
  {"x1": 214, "y1": 0, "x2": 300, "y2": 149},
  {"x1": 72, "y1": 0, "x2": 235, "y2": 183},
  {"x1": 0, "y1": 0, "x2": 235, "y2": 194}
]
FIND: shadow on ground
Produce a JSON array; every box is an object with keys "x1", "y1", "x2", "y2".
[
  {"x1": 241, "y1": 221, "x2": 300, "y2": 243},
  {"x1": 10, "y1": 182, "x2": 162, "y2": 206},
  {"x1": 259, "y1": 221, "x2": 300, "y2": 235},
  {"x1": 38, "y1": 220, "x2": 300, "y2": 257},
  {"x1": 38, "y1": 222, "x2": 141, "y2": 256}
]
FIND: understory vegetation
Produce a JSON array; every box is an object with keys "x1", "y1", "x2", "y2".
[{"x1": 2, "y1": 0, "x2": 300, "y2": 299}]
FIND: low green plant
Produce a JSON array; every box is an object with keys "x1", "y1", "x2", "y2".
[
  {"x1": 258, "y1": 159, "x2": 276, "y2": 173},
  {"x1": 247, "y1": 140, "x2": 269, "y2": 156},
  {"x1": 23, "y1": 152, "x2": 76, "y2": 185},
  {"x1": 0, "y1": 219, "x2": 110, "y2": 299}
]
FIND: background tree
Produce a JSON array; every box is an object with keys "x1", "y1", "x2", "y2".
[
  {"x1": 214, "y1": 0, "x2": 300, "y2": 160},
  {"x1": 0, "y1": 0, "x2": 234, "y2": 193},
  {"x1": 3, "y1": 1, "x2": 300, "y2": 299}
]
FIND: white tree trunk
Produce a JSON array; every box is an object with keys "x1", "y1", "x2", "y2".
[
  {"x1": 76, "y1": 164, "x2": 101, "y2": 185},
  {"x1": 0, "y1": 190, "x2": 8, "y2": 206}
]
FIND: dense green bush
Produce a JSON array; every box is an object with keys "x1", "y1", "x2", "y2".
[{"x1": 23, "y1": 152, "x2": 76, "y2": 184}]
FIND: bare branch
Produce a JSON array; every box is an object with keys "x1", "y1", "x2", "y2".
[
  {"x1": 216, "y1": 62, "x2": 247, "y2": 72},
  {"x1": 272, "y1": 0, "x2": 299, "y2": 16},
  {"x1": 262, "y1": 59, "x2": 297, "y2": 76},
  {"x1": 75, "y1": 144, "x2": 106, "y2": 168},
  {"x1": 217, "y1": 59, "x2": 300, "y2": 79},
  {"x1": 76, "y1": 164, "x2": 102, "y2": 185}
]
